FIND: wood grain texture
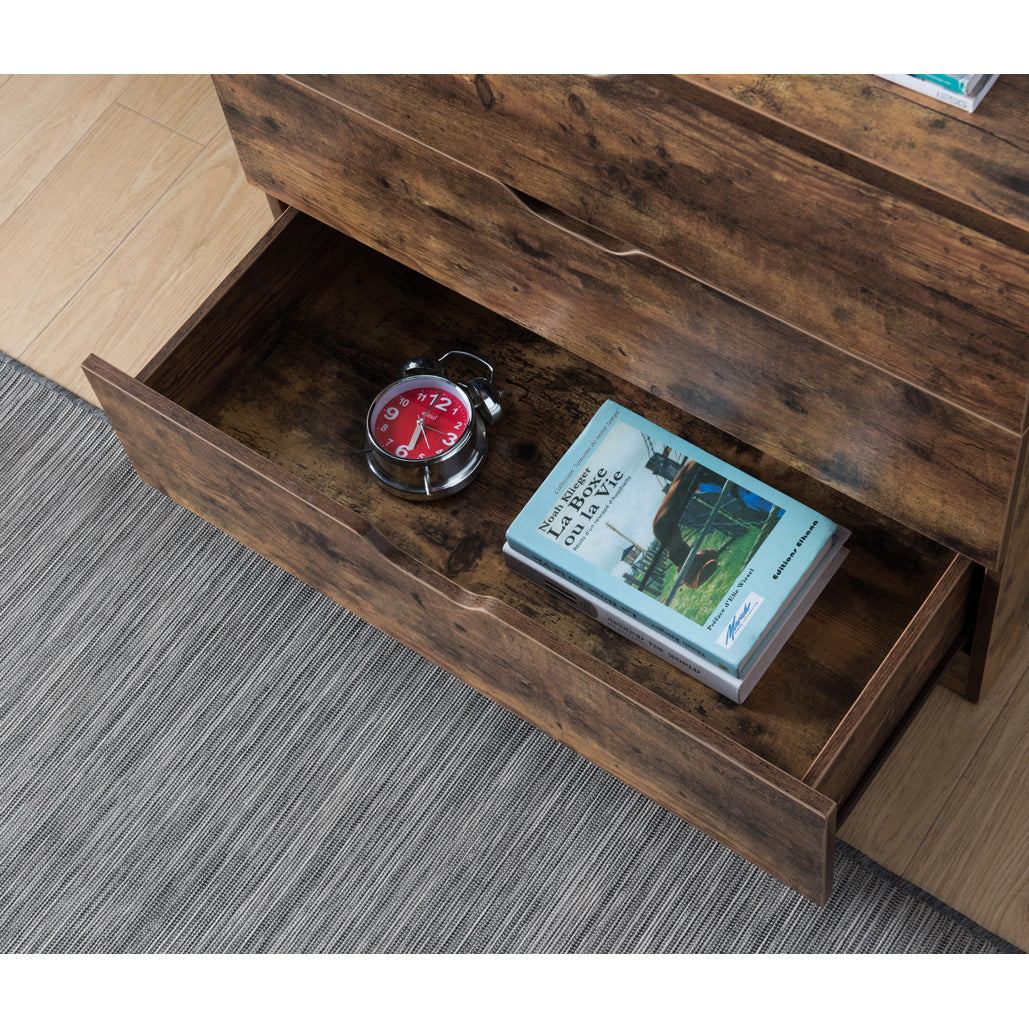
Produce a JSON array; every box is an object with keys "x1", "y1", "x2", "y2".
[
  {"x1": 213, "y1": 74, "x2": 1019, "y2": 570},
  {"x1": 83, "y1": 349, "x2": 839, "y2": 904},
  {"x1": 0, "y1": 74, "x2": 133, "y2": 225},
  {"x1": 0, "y1": 103, "x2": 200, "y2": 358},
  {"x1": 969, "y1": 434, "x2": 1029, "y2": 697},
  {"x1": 84, "y1": 209, "x2": 984, "y2": 901},
  {"x1": 291, "y1": 73, "x2": 1029, "y2": 433},
  {"x1": 118, "y1": 74, "x2": 228, "y2": 144},
  {"x1": 903, "y1": 644, "x2": 1029, "y2": 945},
  {"x1": 194, "y1": 218, "x2": 955, "y2": 773},
  {"x1": 804, "y1": 554, "x2": 973, "y2": 803},
  {"x1": 20, "y1": 128, "x2": 274, "y2": 404},
  {"x1": 839, "y1": 649, "x2": 1022, "y2": 874},
  {"x1": 679, "y1": 74, "x2": 1029, "y2": 252},
  {"x1": 9, "y1": 69, "x2": 1013, "y2": 943}
]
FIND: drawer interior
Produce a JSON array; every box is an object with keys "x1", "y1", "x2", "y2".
[{"x1": 139, "y1": 212, "x2": 965, "y2": 790}]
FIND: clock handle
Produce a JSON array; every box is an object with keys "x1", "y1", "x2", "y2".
[{"x1": 438, "y1": 350, "x2": 496, "y2": 384}]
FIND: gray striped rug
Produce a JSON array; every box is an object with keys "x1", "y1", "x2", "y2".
[{"x1": 0, "y1": 352, "x2": 1019, "y2": 954}]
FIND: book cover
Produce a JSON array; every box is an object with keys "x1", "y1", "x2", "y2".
[
  {"x1": 506, "y1": 401, "x2": 842, "y2": 678},
  {"x1": 504, "y1": 529, "x2": 849, "y2": 703}
]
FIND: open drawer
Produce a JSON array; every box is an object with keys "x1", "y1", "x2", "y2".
[{"x1": 83, "y1": 209, "x2": 975, "y2": 904}]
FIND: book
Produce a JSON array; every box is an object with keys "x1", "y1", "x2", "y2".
[
  {"x1": 878, "y1": 74, "x2": 999, "y2": 112},
  {"x1": 912, "y1": 74, "x2": 992, "y2": 96},
  {"x1": 504, "y1": 529, "x2": 850, "y2": 703},
  {"x1": 505, "y1": 401, "x2": 845, "y2": 679}
]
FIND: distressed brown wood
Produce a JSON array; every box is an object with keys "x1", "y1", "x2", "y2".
[
  {"x1": 805, "y1": 554, "x2": 975, "y2": 802},
  {"x1": 970, "y1": 435, "x2": 1029, "y2": 698},
  {"x1": 678, "y1": 74, "x2": 1029, "y2": 257},
  {"x1": 210, "y1": 74, "x2": 1018, "y2": 569},
  {"x1": 282, "y1": 73, "x2": 1029, "y2": 434},
  {"x1": 187, "y1": 218, "x2": 963, "y2": 770},
  {"x1": 82, "y1": 209, "x2": 979, "y2": 901},
  {"x1": 664, "y1": 73, "x2": 1029, "y2": 705},
  {"x1": 138, "y1": 209, "x2": 340, "y2": 419}
]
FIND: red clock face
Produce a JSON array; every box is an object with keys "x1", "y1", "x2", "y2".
[{"x1": 369, "y1": 376, "x2": 471, "y2": 461}]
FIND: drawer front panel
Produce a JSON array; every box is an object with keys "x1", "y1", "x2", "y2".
[
  {"x1": 215, "y1": 75, "x2": 1017, "y2": 567},
  {"x1": 292, "y1": 73, "x2": 1029, "y2": 433},
  {"x1": 84, "y1": 353, "x2": 838, "y2": 903},
  {"x1": 680, "y1": 75, "x2": 1029, "y2": 249}
]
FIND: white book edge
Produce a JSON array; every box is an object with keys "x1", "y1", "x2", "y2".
[{"x1": 503, "y1": 527, "x2": 850, "y2": 704}]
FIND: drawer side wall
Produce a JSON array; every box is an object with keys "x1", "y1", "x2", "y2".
[{"x1": 805, "y1": 554, "x2": 976, "y2": 802}]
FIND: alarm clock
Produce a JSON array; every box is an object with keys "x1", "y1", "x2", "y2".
[{"x1": 365, "y1": 351, "x2": 502, "y2": 500}]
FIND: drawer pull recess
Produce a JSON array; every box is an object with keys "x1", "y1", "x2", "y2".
[{"x1": 504, "y1": 184, "x2": 643, "y2": 257}]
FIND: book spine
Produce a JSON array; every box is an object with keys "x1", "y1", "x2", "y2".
[{"x1": 503, "y1": 545, "x2": 745, "y2": 702}]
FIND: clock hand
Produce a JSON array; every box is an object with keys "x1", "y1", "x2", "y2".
[
  {"x1": 406, "y1": 417, "x2": 425, "y2": 451},
  {"x1": 417, "y1": 394, "x2": 446, "y2": 447}
]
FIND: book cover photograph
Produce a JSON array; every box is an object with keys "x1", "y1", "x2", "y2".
[{"x1": 506, "y1": 402, "x2": 844, "y2": 678}]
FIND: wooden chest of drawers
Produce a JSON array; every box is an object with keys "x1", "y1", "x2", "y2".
[{"x1": 84, "y1": 74, "x2": 1029, "y2": 904}]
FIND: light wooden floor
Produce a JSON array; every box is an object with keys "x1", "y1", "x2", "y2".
[{"x1": 3, "y1": 75, "x2": 1027, "y2": 951}]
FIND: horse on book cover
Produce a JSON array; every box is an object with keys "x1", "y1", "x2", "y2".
[
  {"x1": 640, "y1": 460, "x2": 733, "y2": 594},
  {"x1": 637, "y1": 458, "x2": 783, "y2": 600}
]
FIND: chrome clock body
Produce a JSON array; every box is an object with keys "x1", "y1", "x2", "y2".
[{"x1": 365, "y1": 352, "x2": 502, "y2": 500}]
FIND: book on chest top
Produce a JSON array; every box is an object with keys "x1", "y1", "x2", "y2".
[
  {"x1": 505, "y1": 401, "x2": 849, "y2": 686},
  {"x1": 877, "y1": 74, "x2": 999, "y2": 112}
]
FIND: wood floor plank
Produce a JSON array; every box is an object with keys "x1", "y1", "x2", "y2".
[
  {"x1": 839, "y1": 651, "x2": 1021, "y2": 874},
  {"x1": 903, "y1": 653, "x2": 1029, "y2": 950},
  {"x1": 118, "y1": 74, "x2": 227, "y2": 144},
  {"x1": 20, "y1": 126, "x2": 274, "y2": 402},
  {"x1": 0, "y1": 74, "x2": 135, "y2": 225},
  {"x1": 0, "y1": 103, "x2": 200, "y2": 358}
]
